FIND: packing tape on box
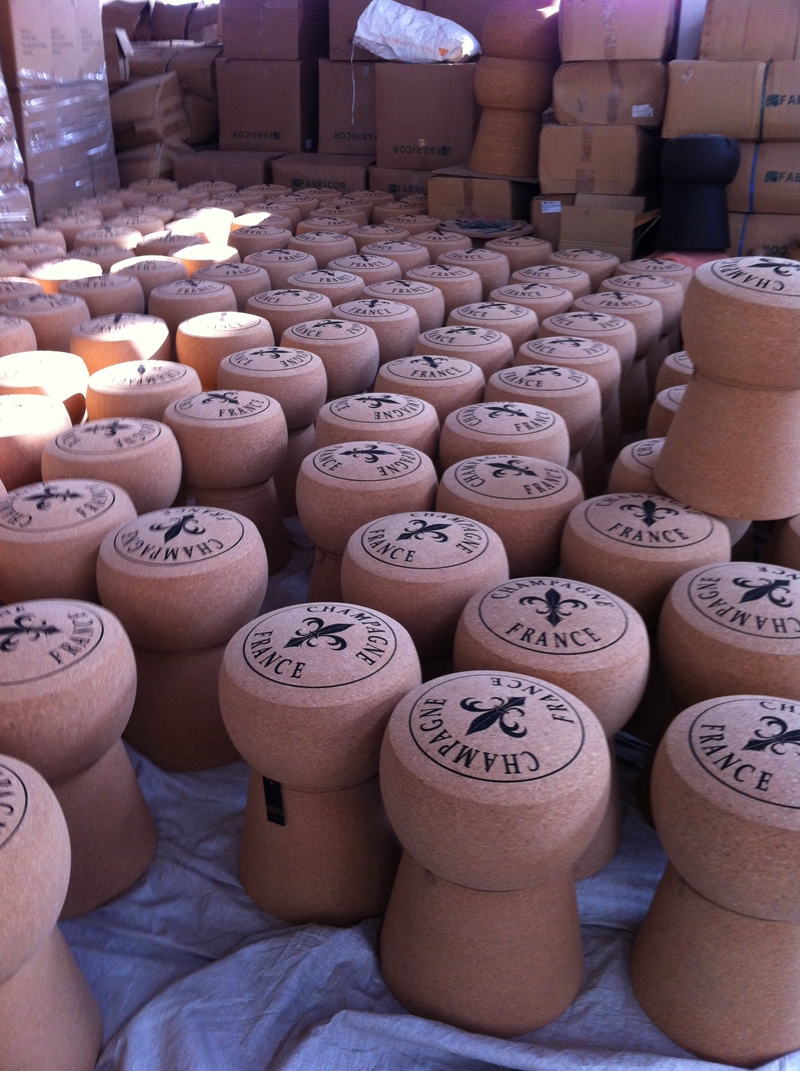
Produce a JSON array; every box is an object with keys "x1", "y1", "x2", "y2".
[
  {"x1": 577, "y1": 126, "x2": 595, "y2": 193},
  {"x1": 606, "y1": 61, "x2": 623, "y2": 124}
]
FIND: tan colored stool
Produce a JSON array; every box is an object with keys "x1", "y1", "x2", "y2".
[
  {"x1": 515, "y1": 334, "x2": 622, "y2": 409},
  {"x1": 411, "y1": 231, "x2": 471, "y2": 259},
  {"x1": 172, "y1": 244, "x2": 240, "y2": 276},
  {"x1": 362, "y1": 278, "x2": 444, "y2": 332},
  {"x1": 560, "y1": 493, "x2": 731, "y2": 626},
  {"x1": 296, "y1": 217, "x2": 357, "y2": 237},
  {"x1": 485, "y1": 235, "x2": 552, "y2": 271},
  {"x1": 0, "y1": 226, "x2": 66, "y2": 253},
  {"x1": 86, "y1": 360, "x2": 202, "y2": 421},
  {"x1": 246, "y1": 289, "x2": 333, "y2": 336},
  {"x1": 350, "y1": 225, "x2": 410, "y2": 250},
  {"x1": 655, "y1": 349, "x2": 693, "y2": 393},
  {"x1": 618, "y1": 255, "x2": 694, "y2": 291},
  {"x1": 413, "y1": 325, "x2": 514, "y2": 378},
  {"x1": 391, "y1": 214, "x2": 440, "y2": 235},
  {"x1": 0, "y1": 478, "x2": 136, "y2": 602},
  {"x1": 0, "y1": 350, "x2": 88, "y2": 424},
  {"x1": 135, "y1": 231, "x2": 203, "y2": 258},
  {"x1": 328, "y1": 254, "x2": 402, "y2": 285},
  {"x1": 489, "y1": 281, "x2": 572, "y2": 320},
  {"x1": 404, "y1": 264, "x2": 483, "y2": 318},
  {"x1": 631, "y1": 695, "x2": 800, "y2": 1065},
  {"x1": 315, "y1": 393, "x2": 439, "y2": 457},
  {"x1": 600, "y1": 273, "x2": 684, "y2": 334},
  {"x1": 0, "y1": 395, "x2": 72, "y2": 490},
  {"x1": 41, "y1": 417, "x2": 182, "y2": 513},
  {"x1": 511, "y1": 263, "x2": 591, "y2": 299},
  {"x1": 275, "y1": 423, "x2": 316, "y2": 516},
  {"x1": 437, "y1": 454, "x2": 582, "y2": 576},
  {"x1": 447, "y1": 300, "x2": 538, "y2": 350},
  {"x1": 539, "y1": 310, "x2": 636, "y2": 373},
  {"x1": 0, "y1": 599, "x2": 157, "y2": 917},
  {"x1": 0, "y1": 753, "x2": 103, "y2": 1070},
  {"x1": 284, "y1": 268, "x2": 364, "y2": 304},
  {"x1": 341, "y1": 511, "x2": 509, "y2": 657},
  {"x1": 193, "y1": 262, "x2": 271, "y2": 311},
  {"x1": 73, "y1": 225, "x2": 141, "y2": 252},
  {"x1": 360, "y1": 240, "x2": 430, "y2": 274},
  {"x1": 148, "y1": 277, "x2": 237, "y2": 340},
  {"x1": 8, "y1": 245, "x2": 79, "y2": 269},
  {"x1": 24, "y1": 258, "x2": 101, "y2": 295},
  {"x1": 0, "y1": 279, "x2": 44, "y2": 303},
  {"x1": 244, "y1": 249, "x2": 316, "y2": 288},
  {"x1": 547, "y1": 248, "x2": 620, "y2": 290},
  {"x1": 70, "y1": 313, "x2": 171, "y2": 373},
  {"x1": 219, "y1": 601, "x2": 420, "y2": 924},
  {"x1": 374, "y1": 355, "x2": 484, "y2": 421},
  {"x1": 176, "y1": 311, "x2": 274, "y2": 389},
  {"x1": 59, "y1": 274, "x2": 145, "y2": 318},
  {"x1": 439, "y1": 401, "x2": 570, "y2": 470},
  {"x1": 0, "y1": 293, "x2": 90, "y2": 351},
  {"x1": 289, "y1": 231, "x2": 357, "y2": 267},
  {"x1": 572, "y1": 291, "x2": 664, "y2": 358},
  {"x1": 217, "y1": 345, "x2": 327, "y2": 429},
  {"x1": 333, "y1": 298, "x2": 420, "y2": 365},
  {"x1": 281, "y1": 318, "x2": 379, "y2": 399},
  {"x1": 228, "y1": 226, "x2": 292, "y2": 258},
  {"x1": 379, "y1": 669, "x2": 609, "y2": 1035},
  {"x1": 71, "y1": 244, "x2": 132, "y2": 274},
  {"x1": 608, "y1": 437, "x2": 662, "y2": 494},
  {"x1": 646, "y1": 384, "x2": 684, "y2": 438},
  {"x1": 110, "y1": 255, "x2": 188, "y2": 301},
  {"x1": 437, "y1": 248, "x2": 510, "y2": 298},
  {"x1": 486, "y1": 365, "x2": 602, "y2": 454}
]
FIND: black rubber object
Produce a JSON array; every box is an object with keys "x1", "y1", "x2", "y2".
[
  {"x1": 660, "y1": 135, "x2": 741, "y2": 185},
  {"x1": 656, "y1": 183, "x2": 731, "y2": 251}
]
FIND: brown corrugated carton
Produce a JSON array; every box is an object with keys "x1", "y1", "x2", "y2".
[
  {"x1": 369, "y1": 166, "x2": 428, "y2": 196},
  {"x1": 272, "y1": 152, "x2": 375, "y2": 193},
  {"x1": 559, "y1": 0, "x2": 677, "y2": 62},
  {"x1": 318, "y1": 60, "x2": 376, "y2": 157},
  {"x1": 700, "y1": 0, "x2": 800, "y2": 61},
  {"x1": 220, "y1": 0, "x2": 328, "y2": 60},
  {"x1": 559, "y1": 201, "x2": 659, "y2": 261},
  {"x1": 216, "y1": 58, "x2": 317, "y2": 154},
  {"x1": 539, "y1": 125, "x2": 660, "y2": 196},
  {"x1": 728, "y1": 142, "x2": 800, "y2": 215},
  {"x1": 553, "y1": 61, "x2": 667, "y2": 128},
  {"x1": 532, "y1": 193, "x2": 576, "y2": 245},
  {"x1": 428, "y1": 166, "x2": 537, "y2": 221},
  {"x1": 172, "y1": 150, "x2": 284, "y2": 187},
  {"x1": 0, "y1": 0, "x2": 104, "y2": 88},
  {"x1": 728, "y1": 213, "x2": 800, "y2": 257},
  {"x1": 110, "y1": 73, "x2": 190, "y2": 150},
  {"x1": 329, "y1": 0, "x2": 423, "y2": 60}
]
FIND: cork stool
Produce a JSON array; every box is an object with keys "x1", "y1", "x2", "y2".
[
  {"x1": 219, "y1": 601, "x2": 421, "y2": 924},
  {"x1": 244, "y1": 249, "x2": 316, "y2": 288},
  {"x1": 437, "y1": 455, "x2": 583, "y2": 577},
  {"x1": 297, "y1": 441, "x2": 438, "y2": 601},
  {"x1": 328, "y1": 254, "x2": 402, "y2": 286},
  {"x1": 97, "y1": 505, "x2": 268, "y2": 770},
  {"x1": 110, "y1": 255, "x2": 188, "y2": 301},
  {"x1": 654, "y1": 350, "x2": 694, "y2": 393},
  {"x1": 0, "y1": 293, "x2": 91, "y2": 351},
  {"x1": 453, "y1": 579, "x2": 649, "y2": 877},
  {"x1": 217, "y1": 345, "x2": 327, "y2": 431},
  {"x1": 631, "y1": 694, "x2": 800, "y2": 1066},
  {"x1": 486, "y1": 365, "x2": 602, "y2": 456},
  {"x1": 0, "y1": 395, "x2": 72, "y2": 490},
  {"x1": 70, "y1": 313, "x2": 171, "y2": 373},
  {"x1": 0, "y1": 599, "x2": 157, "y2": 916},
  {"x1": 547, "y1": 248, "x2": 620, "y2": 290},
  {"x1": 59, "y1": 274, "x2": 145, "y2": 318},
  {"x1": 374, "y1": 355, "x2": 485, "y2": 422},
  {"x1": 333, "y1": 298, "x2": 420, "y2": 365},
  {"x1": 511, "y1": 264, "x2": 591, "y2": 299},
  {"x1": 246, "y1": 289, "x2": 333, "y2": 337},
  {"x1": 485, "y1": 234, "x2": 552, "y2": 271},
  {"x1": 618, "y1": 256, "x2": 694, "y2": 292},
  {"x1": 437, "y1": 248, "x2": 510, "y2": 298},
  {"x1": 360, "y1": 242, "x2": 430, "y2": 275},
  {"x1": 341, "y1": 511, "x2": 509, "y2": 657},
  {"x1": 315, "y1": 392, "x2": 439, "y2": 457},
  {"x1": 281, "y1": 318, "x2": 379, "y2": 399},
  {"x1": 0, "y1": 350, "x2": 88, "y2": 424},
  {"x1": 194, "y1": 262, "x2": 272, "y2": 311},
  {"x1": 491, "y1": 281, "x2": 573, "y2": 320},
  {"x1": 413, "y1": 325, "x2": 514, "y2": 379},
  {"x1": 439, "y1": 401, "x2": 570, "y2": 471},
  {"x1": 412, "y1": 231, "x2": 471, "y2": 259},
  {"x1": 284, "y1": 268, "x2": 363, "y2": 304},
  {"x1": 176, "y1": 311, "x2": 275, "y2": 390},
  {"x1": 148, "y1": 279, "x2": 237, "y2": 346},
  {"x1": 404, "y1": 265, "x2": 483, "y2": 318},
  {"x1": 86, "y1": 360, "x2": 202, "y2": 421},
  {"x1": 0, "y1": 754, "x2": 103, "y2": 1070},
  {"x1": 608, "y1": 438, "x2": 663, "y2": 494},
  {"x1": 646, "y1": 384, "x2": 685, "y2": 438},
  {"x1": 379, "y1": 669, "x2": 610, "y2": 1035},
  {"x1": 447, "y1": 300, "x2": 538, "y2": 350},
  {"x1": 362, "y1": 278, "x2": 445, "y2": 332}
]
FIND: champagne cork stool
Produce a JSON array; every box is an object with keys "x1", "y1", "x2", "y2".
[
  {"x1": 447, "y1": 300, "x2": 538, "y2": 350},
  {"x1": 539, "y1": 311, "x2": 635, "y2": 374},
  {"x1": 374, "y1": 355, "x2": 484, "y2": 421},
  {"x1": 281, "y1": 318, "x2": 379, "y2": 399},
  {"x1": 511, "y1": 264, "x2": 591, "y2": 299},
  {"x1": 0, "y1": 599, "x2": 157, "y2": 916},
  {"x1": 73, "y1": 225, "x2": 141, "y2": 252},
  {"x1": 176, "y1": 311, "x2": 275, "y2": 389},
  {"x1": 219, "y1": 601, "x2": 420, "y2": 924},
  {"x1": 135, "y1": 230, "x2": 203, "y2": 258},
  {"x1": 333, "y1": 298, "x2": 420, "y2": 365},
  {"x1": 70, "y1": 313, "x2": 171, "y2": 373},
  {"x1": 0, "y1": 293, "x2": 91, "y2": 351},
  {"x1": 0, "y1": 279, "x2": 45, "y2": 303},
  {"x1": 288, "y1": 231, "x2": 357, "y2": 267},
  {"x1": 413, "y1": 325, "x2": 514, "y2": 378},
  {"x1": 217, "y1": 345, "x2": 327, "y2": 429},
  {"x1": 516, "y1": 335, "x2": 622, "y2": 409},
  {"x1": 646, "y1": 384, "x2": 685, "y2": 438},
  {"x1": 110, "y1": 255, "x2": 188, "y2": 301},
  {"x1": 453, "y1": 577, "x2": 649, "y2": 875},
  {"x1": 228, "y1": 226, "x2": 292, "y2": 259},
  {"x1": 349, "y1": 225, "x2": 411, "y2": 250},
  {"x1": 437, "y1": 248, "x2": 510, "y2": 299},
  {"x1": 362, "y1": 277, "x2": 444, "y2": 332},
  {"x1": 412, "y1": 231, "x2": 471, "y2": 259},
  {"x1": 245, "y1": 288, "x2": 333, "y2": 336},
  {"x1": 243, "y1": 249, "x2": 316, "y2": 289},
  {"x1": 48, "y1": 214, "x2": 103, "y2": 250},
  {"x1": 379, "y1": 669, "x2": 610, "y2": 1035},
  {"x1": 655, "y1": 350, "x2": 694, "y2": 393},
  {"x1": 490, "y1": 281, "x2": 572, "y2": 321},
  {"x1": 41, "y1": 417, "x2": 182, "y2": 513},
  {"x1": 0, "y1": 225, "x2": 66, "y2": 253},
  {"x1": 297, "y1": 441, "x2": 437, "y2": 600},
  {"x1": 437, "y1": 455, "x2": 583, "y2": 576},
  {"x1": 315, "y1": 393, "x2": 439, "y2": 457},
  {"x1": 618, "y1": 255, "x2": 694, "y2": 292},
  {"x1": 71, "y1": 244, "x2": 132, "y2": 274},
  {"x1": 172, "y1": 244, "x2": 240, "y2": 277},
  {"x1": 404, "y1": 264, "x2": 483, "y2": 318},
  {"x1": 600, "y1": 274, "x2": 684, "y2": 335},
  {"x1": 0, "y1": 350, "x2": 88, "y2": 424},
  {"x1": 361, "y1": 241, "x2": 429, "y2": 274},
  {"x1": 486, "y1": 365, "x2": 602, "y2": 454},
  {"x1": 560, "y1": 493, "x2": 731, "y2": 627},
  {"x1": 608, "y1": 438, "x2": 662, "y2": 494},
  {"x1": 485, "y1": 235, "x2": 552, "y2": 271},
  {"x1": 60, "y1": 274, "x2": 143, "y2": 321},
  {"x1": 328, "y1": 254, "x2": 402, "y2": 286},
  {"x1": 546, "y1": 249, "x2": 620, "y2": 290},
  {"x1": 8, "y1": 245, "x2": 78, "y2": 269},
  {"x1": 341, "y1": 511, "x2": 509, "y2": 657},
  {"x1": 0, "y1": 478, "x2": 136, "y2": 602},
  {"x1": 391, "y1": 214, "x2": 440, "y2": 236},
  {"x1": 86, "y1": 360, "x2": 202, "y2": 421},
  {"x1": 630, "y1": 694, "x2": 800, "y2": 1066},
  {"x1": 0, "y1": 395, "x2": 72, "y2": 490},
  {"x1": 439, "y1": 401, "x2": 570, "y2": 471},
  {"x1": 572, "y1": 291, "x2": 664, "y2": 359},
  {"x1": 97, "y1": 506, "x2": 268, "y2": 770},
  {"x1": 194, "y1": 262, "x2": 271, "y2": 311},
  {"x1": 284, "y1": 268, "x2": 364, "y2": 305},
  {"x1": 0, "y1": 754, "x2": 103, "y2": 1071},
  {"x1": 148, "y1": 279, "x2": 237, "y2": 344},
  {"x1": 296, "y1": 217, "x2": 357, "y2": 237}
]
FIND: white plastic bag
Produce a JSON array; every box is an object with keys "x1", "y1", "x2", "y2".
[{"x1": 353, "y1": 0, "x2": 480, "y2": 63}]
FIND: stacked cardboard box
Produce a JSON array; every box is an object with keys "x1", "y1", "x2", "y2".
[
  {"x1": 128, "y1": 43, "x2": 223, "y2": 144},
  {"x1": 0, "y1": 63, "x2": 33, "y2": 225},
  {"x1": 111, "y1": 71, "x2": 193, "y2": 184}
]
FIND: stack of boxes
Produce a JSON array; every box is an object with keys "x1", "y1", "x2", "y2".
[{"x1": 0, "y1": 64, "x2": 33, "y2": 226}]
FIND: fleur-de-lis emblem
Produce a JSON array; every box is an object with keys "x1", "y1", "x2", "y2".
[
  {"x1": 202, "y1": 391, "x2": 240, "y2": 405},
  {"x1": 484, "y1": 403, "x2": 529, "y2": 419},
  {"x1": 412, "y1": 355, "x2": 447, "y2": 368},
  {"x1": 0, "y1": 613, "x2": 61, "y2": 652},
  {"x1": 339, "y1": 445, "x2": 394, "y2": 463},
  {"x1": 462, "y1": 695, "x2": 528, "y2": 738},
  {"x1": 136, "y1": 363, "x2": 147, "y2": 375},
  {"x1": 485, "y1": 458, "x2": 539, "y2": 479},
  {"x1": 522, "y1": 366, "x2": 562, "y2": 376},
  {"x1": 352, "y1": 394, "x2": 397, "y2": 409},
  {"x1": 149, "y1": 513, "x2": 206, "y2": 543},
  {"x1": 284, "y1": 617, "x2": 353, "y2": 650},
  {"x1": 619, "y1": 498, "x2": 679, "y2": 528},
  {"x1": 23, "y1": 486, "x2": 83, "y2": 510},
  {"x1": 752, "y1": 258, "x2": 800, "y2": 277},
  {"x1": 396, "y1": 518, "x2": 451, "y2": 542},
  {"x1": 742, "y1": 716, "x2": 800, "y2": 755},
  {"x1": 83, "y1": 420, "x2": 133, "y2": 437},
  {"x1": 519, "y1": 587, "x2": 587, "y2": 627},
  {"x1": 445, "y1": 325, "x2": 481, "y2": 335},
  {"x1": 732, "y1": 577, "x2": 794, "y2": 607}
]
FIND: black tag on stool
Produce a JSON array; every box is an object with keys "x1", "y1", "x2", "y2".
[{"x1": 263, "y1": 777, "x2": 286, "y2": 826}]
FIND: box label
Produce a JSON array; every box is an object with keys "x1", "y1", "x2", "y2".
[{"x1": 541, "y1": 201, "x2": 562, "y2": 214}]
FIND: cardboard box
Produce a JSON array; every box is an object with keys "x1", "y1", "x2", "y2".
[
  {"x1": 428, "y1": 166, "x2": 537, "y2": 221},
  {"x1": 187, "y1": 2, "x2": 220, "y2": 43},
  {"x1": 318, "y1": 59, "x2": 376, "y2": 157},
  {"x1": 172, "y1": 149, "x2": 284, "y2": 187},
  {"x1": 559, "y1": 0, "x2": 677, "y2": 62},
  {"x1": 271, "y1": 152, "x2": 375, "y2": 193},
  {"x1": 0, "y1": 0, "x2": 105, "y2": 87},
  {"x1": 150, "y1": 1, "x2": 196, "y2": 40},
  {"x1": 728, "y1": 143, "x2": 800, "y2": 216},
  {"x1": 369, "y1": 165, "x2": 428, "y2": 196},
  {"x1": 129, "y1": 43, "x2": 221, "y2": 101},
  {"x1": 553, "y1": 61, "x2": 666, "y2": 128},
  {"x1": 329, "y1": 0, "x2": 423, "y2": 61},
  {"x1": 538, "y1": 124, "x2": 659, "y2": 196},
  {"x1": 221, "y1": 0, "x2": 328, "y2": 60},
  {"x1": 729, "y1": 212, "x2": 800, "y2": 256},
  {"x1": 558, "y1": 202, "x2": 659, "y2": 260},
  {"x1": 216, "y1": 58, "x2": 317, "y2": 153},
  {"x1": 115, "y1": 139, "x2": 193, "y2": 185},
  {"x1": 531, "y1": 193, "x2": 576, "y2": 246},
  {"x1": 700, "y1": 0, "x2": 800, "y2": 61},
  {"x1": 423, "y1": 0, "x2": 498, "y2": 45},
  {"x1": 110, "y1": 73, "x2": 190, "y2": 150},
  {"x1": 375, "y1": 62, "x2": 477, "y2": 172},
  {"x1": 28, "y1": 156, "x2": 119, "y2": 221},
  {"x1": 184, "y1": 93, "x2": 217, "y2": 144},
  {"x1": 105, "y1": 28, "x2": 134, "y2": 89},
  {"x1": 102, "y1": 1, "x2": 150, "y2": 40}
]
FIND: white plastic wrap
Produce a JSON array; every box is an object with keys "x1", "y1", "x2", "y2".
[{"x1": 353, "y1": 0, "x2": 480, "y2": 63}]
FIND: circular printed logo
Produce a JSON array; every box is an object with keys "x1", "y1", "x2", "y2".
[
  {"x1": 55, "y1": 418, "x2": 161, "y2": 454},
  {"x1": 5, "y1": 294, "x2": 79, "y2": 313},
  {"x1": 669, "y1": 350, "x2": 694, "y2": 373},
  {"x1": 629, "y1": 437, "x2": 663, "y2": 471},
  {"x1": 496, "y1": 365, "x2": 589, "y2": 392},
  {"x1": 408, "y1": 671, "x2": 585, "y2": 782},
  {"x1": 329, "y1": 393, "x2": 424, "y2": 423},
  {"x1": 367, "y1": 243, "x2": 422, "y2": 256},
  {"x1": 98, "y1": 362, "x2": 191, "y2": 387},
  {"x1": 290, "y1": 319, "x2": 367, "y2": 340},
  {"x1": 452, "y1": 454, "x2": 568, "y2": 500},
  {"x1": 547, "y1": 311, "x2": 628, "y2": 332},
  {"x1": 628, "y1": 258, "x2": 686, "y2": 274},
  {"x1": 0, "y1": 763, "x2": 27, "y2": 850},
  {"x1": 609, "y1": 274, "x2": 675, "y2": 293},
  {"x1": 333, "y1": 256, "x2": 393, "y2": 270},
  {"x1": 709, "y1": 257, "x2": 800, "y2": 299},
  {"x1": 0, "y1": 480, "x2": 117, "y2": 532},
  {"x1": 227, "y1": 346, "x2": 315, "y2": 370},
  {"x1": 422, "y1": 326, "x2": 502, "y2": 347},
  {"x1": 78, "y1": 314, "x2": 161, "y2": 336},
  {"x1": 496, "y1": 283, "x2": 566, "y2": 301},
  {"x1": 241, "y1": 602, "x2": 398, "y2": 688},
  {"x1": 581, "y1": 292, "x2": 655, "y2": 311},
  {"x1": 476, "y1": 577, "x2": 629, "y2": 656},
  {"x1": 157, "y1": 280, "x2": 227, "y2": 296},
  {"x1": 297, "y1": 231, "x2": 351, "y2": 243},
  {"x1": 312, "y1": 442, "x2": 423, "y2": 481},
  {"x1": 337, "y1": 299, "x2": 408, "y2": 318},
  {"x1": 113, "y1": 507, "x2": 245, "y2": 566},
  {"x1": 412, "y1": 265, "x2": 472, "y2": 279},
  {"x1": 291, "y1": 270, "x2": 356, "y2": 285},
  {"x1": 686, "y1": 563, "x2": 800, "y2": 641},
  {"x1": 663, "y1": 384, "x2": 686, "y2": 408},
  {"x1": 491, "y1": 237, "x2": 546, "y2": 249},
  {"x1": 253, "y1": 249, "x2": 309, "y2": 263},
  {"x1": 523, "y1": 336, "x2": 612, "y2": 360},
  {"x1": 583, "y1": 493, "x2": 715, "y2": 548},
  {"x1": 517, "y1": 266, "x2": 584, "y2": 281},
  {"x1": 454, "y1": 402, "x2": 556, "y2": 435},
  {"x1": 174, "y1": 390, "x2": 272, "y2": 420},
  {"x1": 388, "y1": 354, "x2": 471, "y2": 381},
  {"x1": 370, "y1": 280, "x2": 432, "y2": 298},
  {"x1": 359, "y1": 511, "x2": 489, "y2": 570},
  {"x1": 255, "y1": 289, "x2": 325, "y2": 307},
  {"x1": 689, "y1": 697, "x2": 800, "y2": 809},
  {"x1": 456, "y1": 302, "x2": 528, "y2": 321},
  {"x1": 199, "y1": 263, "x2": 262, "y2": 277},
  {"x1": 0, "y1": 602, "x2": 104, "y2": 685},
  {"x1": 554, "y1": 249, "x2": 615, "y2": 262}
]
